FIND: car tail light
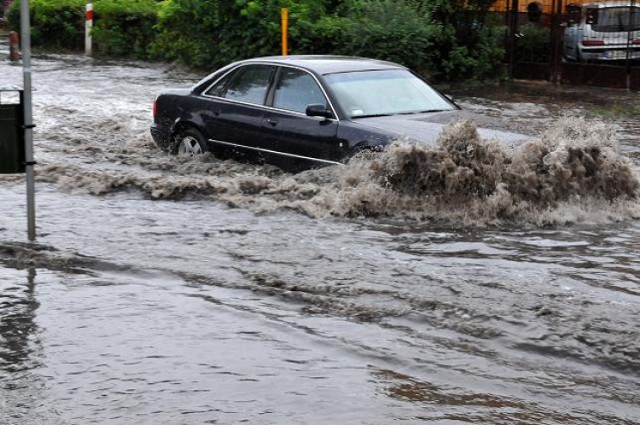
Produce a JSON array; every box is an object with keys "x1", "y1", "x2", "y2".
[
  {"x1": 153, "y1": 99, "x2": 157, "y2": 119},
  {"x1": 634, "y1": 39, "x2": 640, "y2": 45},
  {"x1": 582, "y1": 40, "x2": 605, "y2": 46}
]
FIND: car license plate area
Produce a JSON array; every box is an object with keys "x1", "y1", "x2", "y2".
[{"x1": 603, "y1": 50, "x2": 630, "y2": 60}]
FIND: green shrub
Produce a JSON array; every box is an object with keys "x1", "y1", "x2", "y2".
[
  {"x1": 300, "y1": 0, "x2": 503, "y2": 81},
  {"x1": 151, "y1": 0, "x2": 439, "y2": 74},
  {"x1": 92, "y1": 0, "x2": 159, "y2": 58},
  {"x1": 150, "y1": 0, "x2": 326, "y2": 69},
  {"x1": 9, "y1": 0, "x2": 505, "y2": 81},
  {"x1": 9, "y1": 0, "x2": 159, "y2": 57},
  {"x1": 312, "y1": 0, "x2": 436, "y2": 75},
  {"x1": 8, "y1": 0, "x2": 85, "y2": 50},
  {"x1": 150, "y1": 0, "x2": 233, "y2": 68},
  {"x1": 419, "y1": 0, "x2": 503, "y2": 81},
  {"x1": 515, "y1": 24, "x2": 551, "y2": 63}
]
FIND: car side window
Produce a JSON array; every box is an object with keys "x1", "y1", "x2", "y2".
[
  {"x1": 204, "y1": 70, "x2": 237, "y2": 97},
  {"x1": 273, "y1": 68, "x2": 328, "y2": 114},
  {"x1": 222, "y1": 65, "x2": 274, "y2": 105}
]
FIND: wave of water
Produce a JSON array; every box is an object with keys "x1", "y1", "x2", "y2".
[
  {"x1": 321, "y1": 117, "x2": 640, "y2": 225},
  {"x1": 21, "y1": 116, "x2": 640, "y2": 227}
]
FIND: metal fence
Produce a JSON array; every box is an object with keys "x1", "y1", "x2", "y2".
[{"x1": 504, "y1": 0, "x2": 640, "y2": 89}]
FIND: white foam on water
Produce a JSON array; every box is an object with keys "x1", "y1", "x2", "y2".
[{"x1": 29, "y1": 113, "x2": 640, "y2": 227}]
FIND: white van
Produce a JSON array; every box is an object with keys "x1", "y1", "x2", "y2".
[{"x1": 564, "y1": 2, "x2": 640, "y2": 62}]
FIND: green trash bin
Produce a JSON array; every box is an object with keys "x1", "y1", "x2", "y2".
[{"x1": 0, "y1": 89, "x2": 25, "y2": 174}]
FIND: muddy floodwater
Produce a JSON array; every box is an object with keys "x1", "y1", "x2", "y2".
[{"x1": 1, "y1": 44, "x2": 640, "y2": 424}]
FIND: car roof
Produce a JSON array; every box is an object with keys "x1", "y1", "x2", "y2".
[{"x1": 241, "y1": 55, "x2": 406, "y2": 75}]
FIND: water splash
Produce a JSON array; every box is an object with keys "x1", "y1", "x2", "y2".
[
  {"x1": 321, "y1": 117, "x2": 640, "y2": 225},
  {"x1": 34, "y1": 117, "x2": 640, "y2": 227}
]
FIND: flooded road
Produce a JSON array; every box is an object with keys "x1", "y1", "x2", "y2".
[{"x1": 1, "y1": 44, "x2": 640, "y2": 424}]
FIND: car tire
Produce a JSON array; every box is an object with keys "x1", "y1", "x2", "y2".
[{"x1": 174, "y1": 128, "x2": 206, "y2": 156}]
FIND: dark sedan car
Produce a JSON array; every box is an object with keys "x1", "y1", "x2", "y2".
[{"x1": 151, "y1": 56, "x2": 526, "y2": 167}]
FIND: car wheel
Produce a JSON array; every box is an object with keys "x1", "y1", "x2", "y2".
[{"x1": 175, "y1": 128, "x2": 206, "y2": 156}]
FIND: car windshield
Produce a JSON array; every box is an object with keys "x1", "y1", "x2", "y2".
[
  {"x1": 592, "y1": 6, "x2": 640, "y2": 32},
  {"x1": 324, "y1": 70, "x2": 454, "y2": 119}
]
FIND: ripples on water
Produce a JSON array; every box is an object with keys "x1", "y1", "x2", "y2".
[{"x1": 1, "y1": 50, "x2": 640, "y2": 424}]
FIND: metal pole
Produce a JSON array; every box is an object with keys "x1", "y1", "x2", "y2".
[
  {"x1": 626, "y1": 0, "x2": 635, "y2": 91},
  {"x1": 550, "y1": 0, "x2": 556, "y2": 84},
  {"x1": 281, "y1": 8, "x2": 288, "y2": 56},
  {"x1": 551, "y1": 0, "x2": 564, "y2": 85},
  {"x1": 505, "y1": 0, "x2": 510, "y2": 27},
  {"x1": 508, "y1": 0, "x2": 519, "y2": 82},
  {"x1": 20, "y1": 0, "x2": 36, "y2": 242},
  {"x1": 85, "y1": 3, "x2": 93, "y2": 56}
]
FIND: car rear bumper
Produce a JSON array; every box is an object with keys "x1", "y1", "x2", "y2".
[
  {"x1": 581, "y1": 46, "x2": 640, "y2": 61},
  {"x1": 150, "y1": 122, "x2": 172, "y2": 152}
]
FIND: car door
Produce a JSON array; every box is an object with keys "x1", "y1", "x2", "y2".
[
  {"x1": 200, "y1": 64, "x2": 276, "y2": 152},
  {"x1": 262, "y1": 67, "x2": 342, "y2": 164}
]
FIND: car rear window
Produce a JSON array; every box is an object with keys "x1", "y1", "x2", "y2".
[{"x1": 592, "y1": 7, "x2": 640, "y2": 32}]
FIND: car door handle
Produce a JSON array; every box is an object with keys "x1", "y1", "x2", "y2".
[{"x1": 265, "y1": 118, "x2": 279, "y2": 126}]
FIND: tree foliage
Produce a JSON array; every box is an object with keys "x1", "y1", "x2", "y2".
[
  {"x1": 8, "y1": 0, "x2": 158, "y2": 56},
  {"x1": 8, "y1": 0, "x2": 86, "y2": 49},
  {"x1": 9, "y1": 0, "x2": 504, "y2": 81},
  {"x1": 150, "y1": 0, "x2": 330, "y2": 69},
  {"x1": 91, "y1": 0, "x2": 158, "y2": 58}
]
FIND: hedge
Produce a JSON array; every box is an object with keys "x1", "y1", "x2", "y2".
[
  {"x1": 90, "y1": 0, "x2": 158, "y2": 58},
  {"x1": 8, "y1": 0, "x2": 85, "y2": 50},
  {"x1": 8, "y1": 0, "x2": 158, "y2": 58},
  {"x1": 9, "y1": 0, "x2": 504, "y2": 81}
]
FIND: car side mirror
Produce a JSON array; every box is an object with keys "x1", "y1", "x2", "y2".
[{"x1": 306, "y1": 104, "x2": 333, "y2": 119}]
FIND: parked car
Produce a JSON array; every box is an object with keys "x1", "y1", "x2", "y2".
[
  {"x1": 564, "y1": 2, "x2": 640, "y2": 62},
  {"x1": 151, "y1": 56, "x2": 527, "y2": 168}
]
